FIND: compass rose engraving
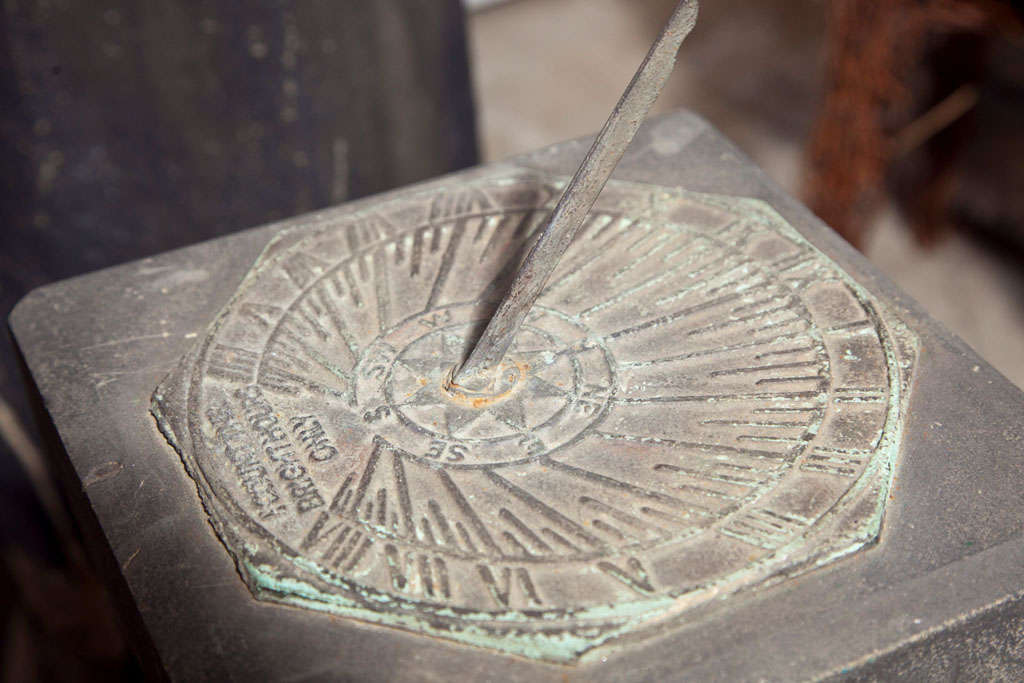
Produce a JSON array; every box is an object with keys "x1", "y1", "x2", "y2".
[
  {"x1": 354, "y1": 303, "x2": 614, "y2": 467},
  {"x1": 390, "y1": 322, "x2": 569, "y2": 441},
  {"x1": 151, "y1": 171, "x2": 916, "y2": 662}
]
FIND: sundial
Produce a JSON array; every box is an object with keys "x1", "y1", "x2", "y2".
[
  {"x1": 149, "y1": 0, "x2": 917, "y2": 662},
  {"x1": 10, "y1": 1, "x2": 1024, "y2": 679},
  {"x1": 151, "y1": 168, "x2": 916, "y2": 660}
]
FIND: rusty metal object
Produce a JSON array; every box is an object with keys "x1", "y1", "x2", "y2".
[
  {"x1": 454, "y1": 0, "x2": 698, "y2": 384},
  {"x1": 803, "y1": 0, "x2": 1017, "y2": 247}
]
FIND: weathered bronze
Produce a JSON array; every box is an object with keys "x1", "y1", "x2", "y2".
[{"x1": 150, "y1": 168, "x2": 916, "y2": 660}]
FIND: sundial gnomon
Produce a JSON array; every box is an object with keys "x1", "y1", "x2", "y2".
[{"x1": 151, "y1": 1, "x2": 916, "y2": 663}]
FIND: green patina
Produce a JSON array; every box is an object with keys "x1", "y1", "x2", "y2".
[{"x1": 246, "y1": 558, "x2": 676, "y2": 661}]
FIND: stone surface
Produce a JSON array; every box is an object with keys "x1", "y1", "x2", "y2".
[{"x1": 10, "y1": 111, "x2": 1024, "y2": 680}]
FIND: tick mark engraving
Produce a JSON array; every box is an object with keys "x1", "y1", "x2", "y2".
[{"x1": 207, "y1": 344, "x2": 258, "y2": 383}]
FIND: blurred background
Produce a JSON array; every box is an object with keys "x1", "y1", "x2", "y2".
[{"x1": 1, "y1": 0, "x2": 1022, "y2": 679}]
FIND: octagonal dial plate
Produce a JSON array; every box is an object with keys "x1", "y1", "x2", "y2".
[{"x1": 152, "y1": 171, "x2": 916, "y2": 661}]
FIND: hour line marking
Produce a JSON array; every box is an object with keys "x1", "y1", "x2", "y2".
[
  {"x1": 606, "y1": 291, "x2": 744, "y2": 340},
  {"x1": 542, "y1": 216, "x2": 652, "y2": 293},
  {"x1": 687, "y1": 300, "x2": 798, "y2": 338},
  {"x1": 654, "y1": 463, "x2": 764, "y2": 487},
  {"x1": 594, "y1": 431, "x2": 793, "y2": 461},
  {"x1": 700, "y1": 418, "x2": 807, "y2": 428},
  {"x1": 373, "y1": 249, "x2": 392, "y2": 330},
  {"x1": 276, "y1": 329, "x2": 354, "y2": 391},
  {"x1": 484, "y1": 470, "x2": 605, "y2": 549},
  {"x1": 755, "y1": 375, "x2": 824, "y2": 385},
  {"x1": 703, "y1": 266, "x2": 760, "y2": 298},
  {"x1": 580, "y1": 496, "x2": 661, "y2": 533},
  {"x1": 503, "y1": 531, "x2": 533, "y2": 557},
  {"x1": 429, "y1": 499, "x2": 460, "y2": 548},
  {"x1": 437, "y1": 469, "x2": 504, "y2": 556},
  {"x1": 577, "y1": 255, "x2": 715, "y2": 319},
  {"x1": 207, "y1": 344, "x2": 259, "y2": 383},
  {"x1": 313, "y1": 285, "x2": 362, "y2": 361},
  {"x1": 621, "y1": 332, "x2": 813, "y2": 368},
  {"x1": 613, "y1": 232, "x2": 672, "y2": 279},
  {"x1": 499, "y1": 508, "x2": 554, "y2": 553},
  {"x1": 751, "y1": 314, "x2": 804, "y2": 335},
  {"x1": 409, "y1": 228, "x2": 425, "y2": 277},
  {"x1": 710, "y1": 359, "x2": 820, "y2": 377},
  {"x1": 425, "y1": 223, "x2": 465, "y2": 308},
  {"x1": 346, "y1": 439, "x2": 385, "y2": 517},
  {"x1": 339, "y1": 263, "x2": 362, "y2": 308},
  {"x1": 653, "y1": 252, "x2": 736, "y2": 306},
  {"x1": 828, "y1": 319, "x2": 872, "y2": 333},
  {"x1": 542, "y1": 457, "x2": 694, "y2": 511},
  {"x1": 640, "y1": 505, "x2": 697, "y2": 527},
  {"x1": 754, "y1": 345, "x2": 816, "y2": 360},
  {"x1": 541, "y1": 528, "x2": 582, "y2": 553},
  {"x1": 295, "y1": 305, "x2": 330, "y2": 342},
  {"x1": 390, "y1": 453, "x2": 415, "y2": 539},
  {"x1": 777, "y1": 255, "x2": 817, "y2": 273},
  {"x1": 613, "y1": 390, "x2": 823, "y2": 404}
]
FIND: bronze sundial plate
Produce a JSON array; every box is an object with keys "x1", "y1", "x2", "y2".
[
  {"x1": 12, "y1": 112, "x2": 1024, "y2": 680},
  {"x1": 152, "y1": 148, "x2": 916, "y2": 658}
]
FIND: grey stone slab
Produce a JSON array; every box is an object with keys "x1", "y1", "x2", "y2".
[{"x1": 10, "y1": 111, "x2": 1024, "y2": 681}]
